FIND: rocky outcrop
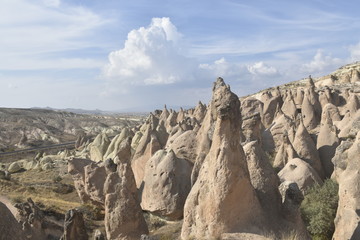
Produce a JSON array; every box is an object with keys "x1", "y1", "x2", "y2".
[
  {"x1": 292, "y1": 118, "x2": 323, "y2": 178},
  {"x1": 181, "y1": 78, "x2": 263, "y2": 239},
  {"x1": 243, "y1": 141, "x2": 282, "y2": 217},
  {"x1": 317, "y1": 108, "x2": 340, "y2": 178},
  {"x1": 278, "y1": 181, "x2": 308, "y2": 236},
  {"x1": 104, "y1": 139, "x2": 148, "y2": 240},
  {"x1": 60, "y1": 209, "x2": 88, "y2": 240},
  {"x1": 89, "y1": 133, "x2": 110, "y2": 162},
  {"x1": 166, "y1": 130, "x2": 198, "y2": 163},
  {"x1": 332, "y1": 131, "x2": 360, "y2": 240},
  {"x1": 0, "y1": 201, "x2": 25, "y2": 240},
  {"x1": 84, "y1": 162, "x2": 107, "y2": 205},
  {"x1": 281, "y1": 91, "x2": 297, "y2": 119},
  {"x1": 68, "y1": 158, "x2": 93, "y2": 203},
  {"x1": 278, "y1": 158, "x2": 323, "y2": 192},
  {"x1": 273, "y1": 131, "x2": 298, "y2": 170},
  {"x1": 193, "y1": 101, "x2": 206, "y2": 123},
  {"x1": 242, "y1": 112, "x2": 262, "y2": 143},
  {"x1": 104, "y1": 128, "x2": 133, "y2": 160},
  {"x1": 141, "y1": 149, "x2": 193, "y2": 220}
]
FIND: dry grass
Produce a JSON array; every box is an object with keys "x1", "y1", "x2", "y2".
[{"x1": 0, "y1": 167, "x2": 81, "y2": 214}]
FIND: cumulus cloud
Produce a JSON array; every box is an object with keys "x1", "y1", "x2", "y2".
[
  {"x1": 199, "y1": 57, "x2": 248, "y2": 79},
  {"x1": 247, "y1": 61, "x2": 278, "y2": 76},
  {"x1": 104, "y1": 17, "x2": 195, "y2": 85},
  {"x1": 301, "y1": 49, "x2": 343, "y2": 74}
]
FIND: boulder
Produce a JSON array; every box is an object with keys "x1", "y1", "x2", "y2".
[{"x1": 8, "y1": 162, "x2": 22, "y2": 173}]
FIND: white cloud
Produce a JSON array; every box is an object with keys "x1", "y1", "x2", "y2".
[
  {"x1": 0, "y1": 0, "x2": 109, "y2": 71},
  {"x1": 349, "y1": 42, "x2": 360, "y2": 61},
  {"x1": 43, "y1": 0, "x2": 61, "y2": 8},
  {"x1": 247, "y1": 61, "x2": 278, "y2": 76},
  {"x1": 104, "y1": 17, "x2": 195, "y2": 85},
  {"x1": 301, "y1": 49, "x2": 344, "y2": 74},
  {"x1": 199, "y1": 57, "x2": 248, "y2": 79}
]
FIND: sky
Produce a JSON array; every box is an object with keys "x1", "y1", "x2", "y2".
[{"x1": 1, "y1": 0, "x2": 360, "y2": 111}]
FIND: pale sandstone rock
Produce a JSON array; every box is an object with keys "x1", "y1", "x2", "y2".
[
  {"x1": 141, "y1": 149, "x2": 192, "y2": 220},
  {"x1": 89, "y1": 133, "x2": 110, "y2": 162},
  {"x1": 60, "y1": 209, "x2": 88, "y2": 240},
  {"x1": 104, "y1": 141, "x2": 148, "y2": 240},
  {"x1": 332, "y1": 131, "x2": 360, "y2": 240},
  {"x1": 278, "y1": 158, "x2": 323, "y2": 192},
  {"x1": 292, "y1": 118, "x2": 324, "y2": 178},
  {"x1": 181, "y1": 78, "x2": 263, "y2": 239}
]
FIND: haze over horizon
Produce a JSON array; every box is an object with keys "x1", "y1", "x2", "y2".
[{"x1": 1, "y1": 0, "x2": 360, "y2": 111}]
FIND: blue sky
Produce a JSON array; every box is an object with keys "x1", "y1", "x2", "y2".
[{"x1": 1, "y1": 0, "x2": 360, "y2": 111}]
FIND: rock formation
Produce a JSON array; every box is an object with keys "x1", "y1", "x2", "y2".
[
  {"x1": 104, "y1": 139, "x2": 148, "y2": 240},
  {"x1": 278, "y1": 158, "x2": 323, "y2": 192},
  {"x1": 332, "y1": 131, "x2": 360, "y2": 240},
  {"x1": 317, "y1": 108, "x2": 340, "y2": 178},
  {"x1": 181, "y1": 78, "x2": 263, "y2": 239},
  {"x1": 0, "y1": 201, "x2": 25, "y2": 240},
  {"x1": 60, "y1": 209, "x2": 88, "y2": 240},
  {"x1": 90, "y1": 133, "x2": 110, "y2": 162},
  {"x1": 141, "y1": 149, "x2": 193, "y2": 220},
  {"x1": 292, "y1": 118, "x2": 323, "y2": 178}
]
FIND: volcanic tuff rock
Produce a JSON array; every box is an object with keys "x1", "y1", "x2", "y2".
[
  {"x1": 60, "y1": 209, "x2": 88, "y2": 240},
  {"x1": 0, "y1": 202, "x2": 25, "y2": 240},
  {"x1": 104, "y1": 139, "x2": 148, "y2": 240},
  {"x1": 141, "y1": 149, "x2": 193, "y2": 220},
  {"x1": 181, "y1": 78, "x2": 263, "y2": 239},
  {"x1": 332, "y1": 131, "x2": 360, "y2": 240},
  {"x1": 89, "y1": 133, "x2": 111, "y2": 162},
  {"x1": 292, "y1": 118, "x2": 323, "y2": 178},
  {"x1": 278, "y1": 158, "x2": 323, "y2": 192},
  {"x1": 243, "y1": 140, "x2": 282, "y2": 217}
]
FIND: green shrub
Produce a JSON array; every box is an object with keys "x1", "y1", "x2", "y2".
[{"x1": 300, "y1": 179, "x2": 339, "y2": 240}]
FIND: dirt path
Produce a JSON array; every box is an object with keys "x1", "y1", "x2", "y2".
[{"x1": 0, "y1": 195, "x2": 18, "y2": 217}]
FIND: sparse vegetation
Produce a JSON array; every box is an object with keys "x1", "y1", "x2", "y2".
[{"x1": 300, "y1": 179, "x2": 339, "y2": 240}]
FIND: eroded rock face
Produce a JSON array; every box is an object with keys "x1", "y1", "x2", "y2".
[
  {"x1": 181, "y1": 78, "x2": 263, "y2": 239},
  {"x1": 243, "y1": 141, "x2": 282, "y2": 217},
  {"x1": 278, "y1": 158, "x2": 323, "y2": 192},
  {"x1": 68, "y1": 158, "x2": 93, "y2": 203},
  {"x1": 141, "y1": 149, "x2": 193, "y2": 220},
  {"x1": 60, "y1": 209, "x2": 88, "y2": 240},
  {"x1": 105, "y1": 140, "x2": 148, "y2": 240},
  {"x1": 0, "y1": 202, "x2": 25, "y2": 240},
  {"x1": 273, "y1": 131, "x2": 298, "y2": 170},
  {"x1": 166, "y1": 130, "x2": 198, "y2": 163},
  {"x1": 332, "y1": 131, "x2": 360, "y2": 240},
  {"x1": 317, "y1": 109, "x2": 340, "y2": 178},
  {"x1": 89, "y1": 133, "x2": 110, "y2": 162},
  {"x1": 84, "y1": 162, "x2": 107, "y2": 205},
  {"x1": 292, "y1": 118, "x2": 323, "y2": 178}
]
